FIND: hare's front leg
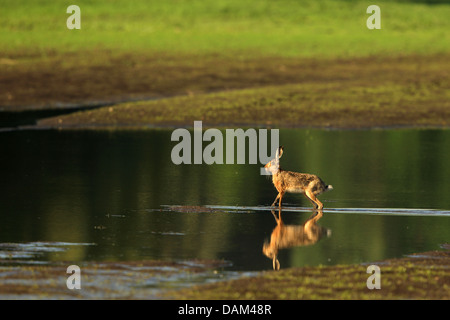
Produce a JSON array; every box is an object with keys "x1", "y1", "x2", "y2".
[
  {"x1": 271, "y1": 191, "x2": 285, "y2": 208},
  {"x1": 271, "y1": 193, "x2": 280, "y2": 207}
]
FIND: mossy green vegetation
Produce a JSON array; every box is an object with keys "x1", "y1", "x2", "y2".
[{"x1": 166, "y1": 247, "x2": 450, "y2": 300}]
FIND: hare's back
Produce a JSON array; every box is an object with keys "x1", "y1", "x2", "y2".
[{"x1": 281, "y1": 171, "x2": 319, "y2": 192}]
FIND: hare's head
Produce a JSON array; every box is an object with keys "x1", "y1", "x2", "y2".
[{"x1": 264, "y1": 146, "x2": 284, "y2": 175}]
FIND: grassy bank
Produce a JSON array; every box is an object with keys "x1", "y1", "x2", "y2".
[{"x1": 36, "y1": 54, "x2": 450, "y2": 129}]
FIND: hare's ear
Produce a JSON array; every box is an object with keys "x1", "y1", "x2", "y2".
[{"x1": 277, "y1": 146, "x2": 284, "y2": 159}]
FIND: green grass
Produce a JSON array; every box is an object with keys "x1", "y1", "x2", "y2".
[{"x1": 1, "y1": 0, "x2": 449, "y2": 58}]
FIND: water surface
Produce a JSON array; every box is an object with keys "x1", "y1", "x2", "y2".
[{"x1": 0, "y1": 129, "x2": 449, "y2": 272}]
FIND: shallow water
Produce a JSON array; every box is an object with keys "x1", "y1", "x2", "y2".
[{"x1": 0, "y1": 129, "x2": 449, "y2": 274}]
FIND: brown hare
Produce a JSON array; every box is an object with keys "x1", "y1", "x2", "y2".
[{"x1": 264, "y1": 146, "x2": 333, "y2": 210}]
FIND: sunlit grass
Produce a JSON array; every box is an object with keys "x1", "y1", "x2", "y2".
[{"x1": 0, "y1": 0, "x2": 449, "y2": 58}]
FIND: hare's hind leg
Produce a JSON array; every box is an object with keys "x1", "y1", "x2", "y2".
[{"x1": 305, "y1": 189, "x2": 323, "y2": 210}]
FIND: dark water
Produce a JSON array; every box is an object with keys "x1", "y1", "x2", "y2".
[{"x1": 0, "y1": 128, "x2": 449, "y2": 271}]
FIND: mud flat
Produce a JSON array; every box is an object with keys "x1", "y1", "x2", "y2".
[
  {"x1": 0, "y1": 259, "x2": 238, "y2": 300},
  {"x1": 0, "y1": 245, "x2": 448, "y2": 300}
]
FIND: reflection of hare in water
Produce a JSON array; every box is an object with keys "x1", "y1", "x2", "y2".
[
  {"x1": 264, "y1": 146, "x2": 333, "y2": 210},
  {"x1": 263, "y1": 209, "x2": 331, "y2": 270}
]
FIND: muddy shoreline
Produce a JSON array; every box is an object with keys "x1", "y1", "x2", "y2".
[{"x1": 0, "y1": 245, "x2": 448, "y2": 300}]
